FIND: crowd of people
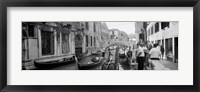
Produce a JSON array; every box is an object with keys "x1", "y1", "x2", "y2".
[
  {"x1": 99, "y1": 41, "x2": 165, "y2": 70},
  {"x1": 127, "y1": 41, "x2": 165, "y2": 70}
]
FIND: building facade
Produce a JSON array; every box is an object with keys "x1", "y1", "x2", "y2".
[
  {"x1": 146, "y1": 22, "x2": 178, "y2": 63},
  {"x1": 99, "y1": 23, "x2": 110, "y2": 48},
  {"x1": 119, "y1": 31, "x2": 129, "y2": 42},
  {"x1": 135, "y1": 22, "x2": 148, "y2": 44},
  {"x1": 109, "y1": 29, "x2": 120, "y2": 42},
  {"x1": 109, "y1": 29, "x2": 129, "y2": 46},
  {"x1": 127, "y1": 33, "x2": 137, "y2": 49},
  {"x1": 84, "y1": 22, "x2": 101, "y2": 55},
  {"x1": 22, "y1": 22, "x2": 101, "y2": 69}
]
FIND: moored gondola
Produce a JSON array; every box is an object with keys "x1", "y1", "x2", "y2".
[
  {"x1": 77, "y1": 57, "x2": 103, "y2": 70},
  {"x1": 34, "y1": 55, "x2": 76, "y2": 69}
]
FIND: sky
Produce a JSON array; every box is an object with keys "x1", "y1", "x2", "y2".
[{"x1": 105, "y1": 22, "x2": 135, "y2": 35}]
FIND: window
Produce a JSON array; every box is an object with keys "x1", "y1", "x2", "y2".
[
  {"x1": 165, "y1": 38, "x2": 173, "y2": 55},
  {"x1": 62, "y1": 31, "x2": 70, "y2": 54},
  {"x1": 151, "y1": 27, "x2": 153, "y2": 35},
  {"x1": 149, "y1": 29, "x2": 151, "y2": 36},
  {"x1": 75, "y1": 34, "x2": 83, "y2": 48},
  {"x1": 155, "y1": 23, "x2": 159, "y2": 33},
  {"x1": 94, "y1": 37, "x2": 96, "y2": 46},
  {"x1": 93, "y1": 23, "x2": 96, "y2": 32},
  {"x1": 161, "y1": 22, "x2": 170, "y2": 29},
  {"x1": 148, "y1": 29, "x2": 150, "y2": 36},
  {"x1": 41, "y1": 30, "x2": 54, "y2": 55},
  {"x1": 168, "y1": 38, "x2": 173, "y2": 52},
  {"x1": 86, "y1": 35, "x2": 89, "y2": 47},
  {"x1": 22, "y1": 23, "x2": 28, "y2": 38},
  {"x1": 91, "y1": 36, "x2": 93, "y2": 46},
  {"x1": 28, "y1": 24, "x2": 35, "y2": 38},
  {"x1": 85, "y1": 22, "x2": 89, "y2": 30},
  {"x1": 139, "y1": 34, "x2": 144, "y2": 41},
  {"x1": 110, "y1": 35, "x2": 114, "y2": 39}
]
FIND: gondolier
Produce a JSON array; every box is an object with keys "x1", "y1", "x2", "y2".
[{"x1": 101, "y1": 47, "x2": 105, "y2": 57}]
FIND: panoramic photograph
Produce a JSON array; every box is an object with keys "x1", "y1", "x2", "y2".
[{"x1": 22, "y1": 21, "x2": 178, "y2": 70}]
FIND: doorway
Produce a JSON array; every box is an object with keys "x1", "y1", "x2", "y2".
[
  {"x1": 74, "y1": 34, "x2": 83, "y2": 57},
  {"x1": 174, "y1": 37, "x2": 178, "y2": 63}
]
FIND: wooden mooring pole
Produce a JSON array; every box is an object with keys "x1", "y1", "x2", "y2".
[{"x1": 115, "y1": 46, "x2": 119, "y2": 70}]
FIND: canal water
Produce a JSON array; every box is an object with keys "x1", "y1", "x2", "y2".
[{"x1": 36, "y1": 47, "x2": 132, "y2": 70}]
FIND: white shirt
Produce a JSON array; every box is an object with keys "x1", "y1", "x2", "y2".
[
  {"x1": 137, "y1": 46, "x2": 147, "y2": 57},
  {"x1": 119, "y1": 49, "x2": 124, "y2": 54},
  {"x1": 149, "y1": 47, "x2": 162, "y2": 58},
  {"x1": 156, "y1": 46, "x2": 160, "y2": 51}
]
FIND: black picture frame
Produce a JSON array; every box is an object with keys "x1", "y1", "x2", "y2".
[{"x1": 0, "y1": 0, "x2": 199, "y2": 92}]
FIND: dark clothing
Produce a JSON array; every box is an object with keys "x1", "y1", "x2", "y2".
[
  {"x1": 119, "y1": 53, "x2": 126, "y2": 59},
  {"x1": 137, "y1": 57, "x2": 145, "y2": 70},
  {"x1": 150, "y1": 58, "x2": 160, "y2": 60},
  {"x1": 160, "y1": 46, "x2": 164, "y2": 54},
  {"x1": 160, "y1": 46, "x2": 164, "y2": 59},
  {"x1": 102, "y1": 52, "x2": 105, "y2": 57},
  {"x1": 101, "y1": 62, "x2": 109, "y2": 70},
  {"x1": 108, "y1": 63, "x2": 115, "y2": 70},
  {"x1": 147, "y1": 45, "x2": 153, "y2": 51},
  {"x1": 127, "y1": 51, "x2": 132, "y2": 58}
]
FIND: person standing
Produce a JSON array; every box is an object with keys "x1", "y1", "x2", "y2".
[
  {"x1": 74, "y1": 55, "x2": 79, "y2": 70},
  {"x1": 136, "y1": 42, "x2": 148, "y2": 70},
  {"x1": 149, "y1": 43, "x2": 162, "y2": 60},
  {"x1": 126, "y1": 47, "x2": 132, "y2": 60},
  {"x1": 160, "y1": 45, "x2": 165, "y2": 60}
]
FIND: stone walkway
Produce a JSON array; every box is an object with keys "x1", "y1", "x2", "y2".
[{"x1": 159, "y1": 59, "x2": 178, "y2": 70}]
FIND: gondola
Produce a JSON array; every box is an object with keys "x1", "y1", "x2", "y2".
[
  {"x1": 34, "y1": 55, "x2": 76, "y2": 69},
  {"x1": 77, "y1": 57, "x2": 103, "y2": 70}
]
